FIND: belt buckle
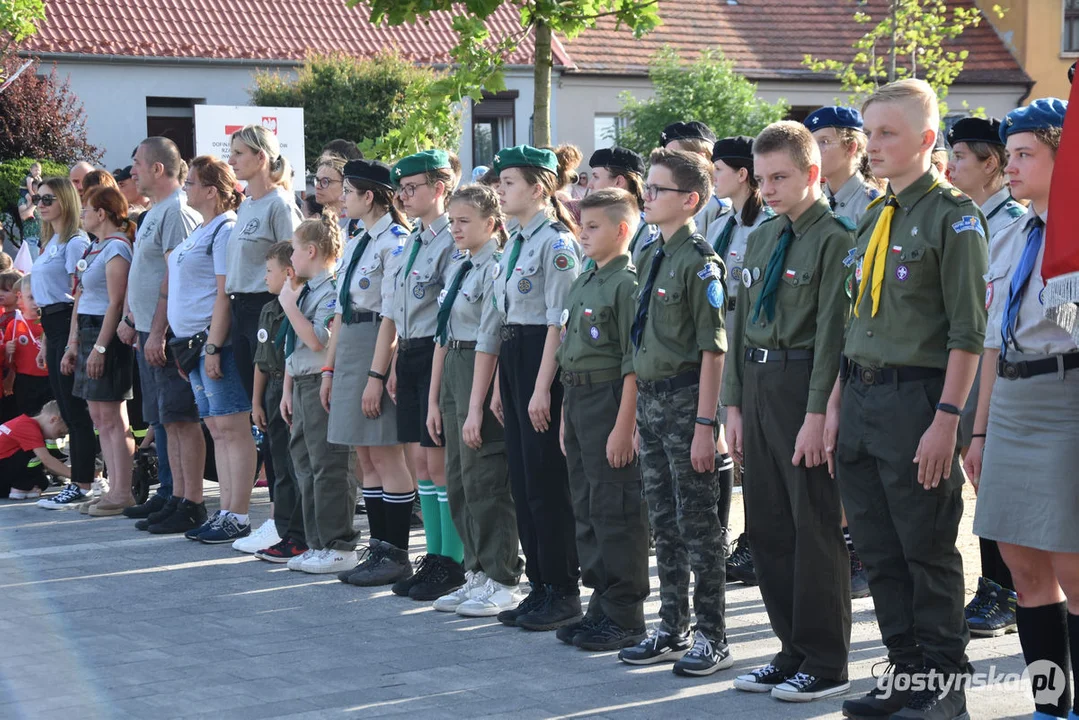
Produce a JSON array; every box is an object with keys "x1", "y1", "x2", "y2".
[
  {"x1": 859, "y1": 368, "x2": 876, "y2": 385},
  {"x1": 756, "y1": 349, "x2": 768, "y2": 363},
  {"x1": 1002, "y1": 361, "x2": 1020, "y2": 380}
]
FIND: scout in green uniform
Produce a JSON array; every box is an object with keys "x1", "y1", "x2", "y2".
[
  {"x1": 825, "y1": 80, "x2": 987, "y2": 720},
  {"x1": 618, "y1": 148, "x2": 731, "y2": 677},
  {"x1": 250, "y1": 242, "x2": 306, "y2": 562},
  {"x1": 424, "y1": 184, "x2": 524, "y2": 617},
  {"x1": 555, "y1": 188, "x2": 649, "y2": 652},
  {"x1": 585, "y1": 146, "x2": 658, "y2": 270},
  {"x1": 660, "y1": 122, "x2": 731, "y2": 238},
  {"x1": 721, "y1": 122, "x2": 852, "y2": 702}
]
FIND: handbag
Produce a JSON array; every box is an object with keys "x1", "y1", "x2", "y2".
[{"x1": 168, "y1": 330, "x2": 208, "y2": 374}]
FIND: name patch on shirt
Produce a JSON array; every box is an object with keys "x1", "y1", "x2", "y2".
[
  {"x1": 951, "y1": 216, "x2": 985, "y2": 238},
  {"x1": 697, "y1": 262, "x2": 721, "y2": 281},
  {"x1": 843, "y1": 248, "x2": 857, "y2": 268}
]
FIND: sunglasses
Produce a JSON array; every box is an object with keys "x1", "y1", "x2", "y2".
[{"x1": 32, "y1": 194, "x2": 57, "y2": 207}]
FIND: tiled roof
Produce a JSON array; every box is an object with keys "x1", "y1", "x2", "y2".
[
  {"x1": 561, "y1": 0, "x2": 1030, "y2": 85},
  {"x1": 23, "y1": 0, "x2": 573, "y2": 67}
]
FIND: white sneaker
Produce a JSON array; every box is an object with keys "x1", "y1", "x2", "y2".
[
  {"x1": 231, "y1": 519, "x2": 280, "y2": 554},
  {"x1": 8, "y1": 489, "x2": 40, "y2": 500},
  {"x1": 301, "y1": 547, "x2": 357, "y2": 574},
  {"x1": 288, "y1": 549, "x2": 317, "y2": 571},
  {"x1": 456, "y1": 577, "x2": 523, "y2": 617},
  {"x1": 91, "y1": 477, "x2": 109, "y2": 497},
  {"x1": 433, "y1": 570, "x2": 487, "y2": 612},
  {"x1": 36, "y1": 483, "x2": 88, "y2": 509}
]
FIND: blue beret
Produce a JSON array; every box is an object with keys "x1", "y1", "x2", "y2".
[
  {"x1": 1001, "y1": 98, "x2": 1068, "y2": 142},
  {"x1": 712, "y1": 136, "x2": 754, "y2": 163},
  {"x1": 804, "y1": 106, "x2": 863, "y2": 131},
  {"x1": 947, "y1": 117, "x2": 1003, "y2": 147},
  {"x1": 660, "y1": 121, "x2": 716, "y2": 146}
]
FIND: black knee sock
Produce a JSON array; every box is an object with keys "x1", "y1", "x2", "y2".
[
  {"x1": 979, "y1": 537, "x2": 1015, "y2": 591},
  {"x1": 363, "y1": 487, "x2": 385, "y2": 542},
  {"x1": 716, "y1": 453, "x2": 733, "y2": 530},
  {"x1": 382, "y1": 490, "x2": 415, "y2": 552},
  {"x1": 842, "y1": 526, "x2": 855, "y2": 553},
  {"x1": 1016, "y1": 603, "x2": 1071, "y2": 717},
  {"x1": 1069, "y1": 612, "x2": 1079, "y2": 715}
]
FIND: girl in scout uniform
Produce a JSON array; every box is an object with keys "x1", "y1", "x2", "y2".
[
  {"x1": 424, "y1": 184, "x2": 524, "y2": 617},
  {"x1": 803, "y1": 106, "x2": 883, "y2": 225},
  {"x1": 946, "y1": 116, "x2": 1025, "y2": 639},
  {"x1": 967, "y1": 99, "x2": 1079, "y2": 720},
  {"x1": 585, "y1": 146, "x2": 658, "y2": 270},
  {"x1": 478, "y1": 145, "x2": 583, "y2": 631},
  {"x1": 708, "y1": 135, "x2": 773, "y2": 586},
  {"x1": 325, "y1": 160, "x2": 416, "y2": 588},
  {"x1": 384, "y1": 150, "x2": 468, "y2": 602}
]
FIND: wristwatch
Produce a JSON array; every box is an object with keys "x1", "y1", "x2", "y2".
[
  {"x1": 205, "y1": 343, "x2": 219, "y2": 355},
  {"x1": 93, "y1": 344, "x2": 107, "y2": 355}
]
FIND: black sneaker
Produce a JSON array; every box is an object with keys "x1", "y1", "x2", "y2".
[
  {"x1": 556, "y1": 614, "x2": 600, "y2": 645},
  {"x1": 149, "y1": 500, "x2": 208, "y2": 535},
  {"x1": 734, "y1": 663, "x2": 793, "y2": 693},
  {"x1": 409, "y1": 555, "x2": 466, "y2": 601},
  {"x1": 963, "y1": 577, "x2": 990, "y2": 621},
  {"x1": 135, "y1": 496, "x2": 179, "y2": 531},
  {"x1": 184, "y1": 510, "x2": 223, "y2": 540},
  {"x1": 123, "y1": 493, "x2": 168, "y2": 519},
  {"x1": 257, "y1": 537, "x2": 309, "y2": 564},
  {"x1": 573, "y1": 615, "x2": 647, "y2": 651},
  {"x1": 850, "y1": 549, "x2": 870, "y2": 599},
  {"x1": 392, "y1": 553, "x2": 437, "y2": 597},
  {"x1": 889, "y1": 683, "x2": 968, "y2": 720},
  {"x1": 618, "y1": 627, "x2": 692, "y2": 665},
  {"x1": 726, "y1": 533, "x2": 757, "y2": 586},
  {"x1": 842, "y1": 662, "x2": 919, "y2": 718},
  {"x1": 517, "y1": 585, "x2": 583, "y2": 631},
  {"x1": 498, "y1": 585, "x2": 547, "y2": 627},
  {"x1": 337, "y1": 543, "x2": 375, "y2": 582},
  {"x1": 672, "y1": 630, "x2": 734, "y2": 677},
  {"x1": 771, "y1": 672, "x2": 851, "y2": 702},
  {"x1": 967, "y1": 578, "x2": 1017, "y2": 637},
  {"x1": 35, "y1": 483, "x2": 88, "y2": 509},
  {"x1": 348, "y1": 540, "x2": 413, "y2": 586},
  {"x1": 198, "y1": 514, "x2": 251, "y2": 544}
]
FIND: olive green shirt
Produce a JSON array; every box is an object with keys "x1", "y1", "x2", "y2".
[
  {"x1": 720, "y1": 197, "x2": 854, "y2": 414},
  {"x1": 631, "y1": 222, "x2": 728, "y2": 382},
  {"x1": 845, "y1": 168, "x2": 988, "y2": 369},
  {"x1": 253, "y1": 297, "x2": 286, "y2": 376},
  {"x1": 556, "y1": 253, "x2": 638, "y2": 376}
]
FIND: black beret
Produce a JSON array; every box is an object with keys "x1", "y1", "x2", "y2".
[
  {"x1": 660, "y1": 121, "x2": 716, "y2": 146},
  {"x1": 344, "y1": 159, "x2": 393, "y2": 190},
  {"x1": 589, "y1": 146, "x2": 645, "y2": 176},
  {"x1": 712, "y1": 136, "x2": 755, "y2": 163},
  {"x1": 113, "y1": 166, "x2": 133, "y2": 182},
  {"x1": 946, "y1": 117, "x2": 1004, "y2": 148}
]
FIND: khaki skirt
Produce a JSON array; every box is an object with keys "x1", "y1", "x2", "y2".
[{"x1": 327, "y1": 317, "x2": 399, "y2": 447}]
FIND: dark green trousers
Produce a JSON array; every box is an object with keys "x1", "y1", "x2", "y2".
[
  {"x1": 836, "y1": 373, "x2": 969, "y2": 672},
  {"x1": 290, "y1": 374, "x2": 356, "y2": 551},
  {"x1": 265, "y1": 373, "x2": 304, "y2": 543},
  {"x1": 742, "y1": 360, "x2": 851, "y2": 679},
  {"x1": 564, "y1": 377, "x2": 650, "y2": 629},
  {"x1": 440, "y1": 348, "x2": 522, "y2": 585}
]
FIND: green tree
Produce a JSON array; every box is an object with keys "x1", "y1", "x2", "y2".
[
  {"x1": 355, "y1": 0, "x2": 662, "y2": 147},
  {"x1": 0, "y1": 0, "x2": 45, "y2": 58},
  {"x1": 251, "y1": 51, "x2": 461, "y2": 168},
  {"x1": 615, "y1": 47, "x2": 789, "y2": 158},
  {"x1": 803, "y1": 0, "x2": 998, "y2": 115}
]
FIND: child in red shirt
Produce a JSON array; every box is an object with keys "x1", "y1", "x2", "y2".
[
  {"x1": 5, "y1": 275, "x2": 51, "y2": 416},
  {"x1": 0, "y1": 270, "x2": 20, "y2": 421},
  {"x1": 0, "y1": 401, "x2": 70, "y2": 499}
]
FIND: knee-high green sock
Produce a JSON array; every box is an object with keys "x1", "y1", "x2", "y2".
[
  {"x1": 437, "y1": 486, "x2": 464, "y2": 563},
  {"x1": 417, "y1": 479, "x2": 441, "y2": 555}
]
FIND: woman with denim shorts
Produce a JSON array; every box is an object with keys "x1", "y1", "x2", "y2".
[{"x1": 167, "y1": 155, "x2": 258, "y2": 545}]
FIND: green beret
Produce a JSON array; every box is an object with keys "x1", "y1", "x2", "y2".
[
  {"x1": 492, "y1": 145, "x2": 557, "y2": 175},
  {"x1": 392, "y1": 150, "x2": 450, "y2": 184}
]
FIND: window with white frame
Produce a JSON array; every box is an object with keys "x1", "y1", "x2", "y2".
[{"x1": 1065, "y1": 0, "x2": 1079, "y2": 53}]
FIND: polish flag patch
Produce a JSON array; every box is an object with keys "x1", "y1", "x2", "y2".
[
  {"x1": 891, "y1": 245, "x2": 902, "y2": 254},
  {"x1": 583, "y1": 308, "x2": 593, "y2": 317},
  {"x1": 784, "y1": 269, "x2": 797, "y2": 279},
  {"x1": 657, "y1": 288, "x2": 667, "y2": 298}
]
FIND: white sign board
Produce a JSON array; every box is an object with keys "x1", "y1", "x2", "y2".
[{"x1": 194, "y1": 105, "x2": 306, "y2": 179}]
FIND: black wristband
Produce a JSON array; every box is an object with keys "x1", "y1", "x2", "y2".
[
  {"x1": 971, "y1": 433, "x2": 987, "y2": 439},
  {"x1": 123, "y1": 316, "x2": 135, "y2": 328},
  {"x1": 936, "y1": 402, "x2": 962, "y2": 416},
  {"x1": 695, "y1": 416, "x2": 716, "y2": 427},
  {"x1": 368, "y1": 370, "x2": 386, "y2": 381}
]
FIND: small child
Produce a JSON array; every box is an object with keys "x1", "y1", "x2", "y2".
[
  {"x1": 0, "y1": 400, "x2": 69, "y2": 499},
  {"x1": 280, "y1": 212, "x2": 356, "y2": 574},
  {"x1": 4, "y1": 275, "x2": 51, "y2": 417},
  {"x1": 24, "y1": 162, "x2": 42, "y2": 197},
  {"x1": 0, "y1": 270, "x2": 22, "y2": 421},
  {"x1": 251, "y1": 242, "x2": 308, "y2": 563},
  {"x1": 556, "y1": 188, "x2": 650, "y2": 651}
]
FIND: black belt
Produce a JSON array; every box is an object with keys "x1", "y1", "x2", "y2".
[
  {"x1": 397, "y1": 335, "x2": 434, "y2": 351},
  {"x1": 744, "y1": 348, "x2": 814, "y2": 364},
  {"x1": 997, "y1": 353, "x2": 1079, "y2": 380},
  {"x1": 499, "y1": 325, "x2": 547, "y2": 342},
  {"x1": 562, "y1": 367, "x2": 622, "y2": 387},
  {"x1": 343, "y1": 310, "x2": 379, "y2": 325},
  {"x1": 846, "y1": 359, "x2": 943, "y2": 386},
  {"x1": 637, "y1": 369, "x2": 700, "y2": 394},
  {"x1": 42, "y1": 302, "x2": 73, "y2": 316},
  {"x1": 448, "y1": 340, "x2": 477, "y2": 351}
]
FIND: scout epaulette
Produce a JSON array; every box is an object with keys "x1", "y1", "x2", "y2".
[
  {"x1": 866, "y1": 195, "x2": 887, "y2": 211},
  {"x1": 831, "y1": 213, "x2": 857, "y2": 232},
  {"x1": 550, "y1": 220, "x2": 569, "y2": 233},
  {"x1": 938, "y1": 184, "x2": 973, "y2": 207},
  {"x1": 390, "y1": 225, "x2": 408, "y2": 237},
  {"x1": 691, "y1": 234, "x2": 714, "y2": 257}
]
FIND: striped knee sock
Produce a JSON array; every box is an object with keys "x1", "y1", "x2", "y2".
[
  {"x1": 382, "y1": 489, "x2": 416, "y2": 552},
  {"x1": 437, "y1": 486, "x2": 463, "y2": 564},
  {"x1": 417, "y1": 479, "x2": 442, "y2": 554}
]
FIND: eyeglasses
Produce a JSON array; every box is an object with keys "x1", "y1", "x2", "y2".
[
  {"x1": 396, "y1": 182, "x2": 428, "y2": 198},
  {"x1": 643, "y1": 184, "x2": 691, "y2": 201},
  {"x1": 32, "y1": 194, "x2": 57, "y2": 207},
  {"x1": 314, "y1": 176, "x2": 342, "y2": 189}
]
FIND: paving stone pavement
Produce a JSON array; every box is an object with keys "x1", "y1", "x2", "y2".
[{"x1": 0, "y1": 483, "x2": 1031, "y2": 719}]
